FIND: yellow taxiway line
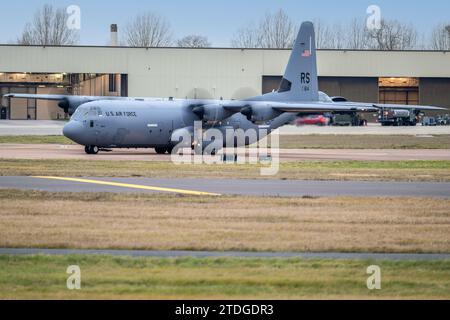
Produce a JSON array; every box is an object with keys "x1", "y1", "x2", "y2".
[{"x1": 32, "y1": 176, "x2": 221, "y2": 196}]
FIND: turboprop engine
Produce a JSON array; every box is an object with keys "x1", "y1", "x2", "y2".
[
  {"x1": 240, "y1": 104, "x2": 282, "y2": 123},
  {"x1": 192, "y1": 104, "x2": 234, "y2": 123},
  {"x1": 58, "y1": 96, "x2": 95, "y2": 115}
]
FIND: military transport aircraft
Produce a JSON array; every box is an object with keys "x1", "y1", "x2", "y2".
[{"x1": 3, "y1": 22, "x2": 445, "y2": 154}]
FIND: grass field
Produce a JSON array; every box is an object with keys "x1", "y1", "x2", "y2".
[
  {"x1": 0, "y1": 136, "x2": 74, "y2": 145},
  {"x1": 0, "y1": 255, "x2": 448, "y2": 299},
  {"x1": 1, "y1": 159, "x2": 450, "y2": 182},
  {"x1": 279, "y1": 134, "x2": 450, "y2": 149},
  {"x1": 1, "y1": 134, "x2": 450, "y2": 149},
  {"x1": 1, "y1": 190, "x2": 448, "y2": 253}
]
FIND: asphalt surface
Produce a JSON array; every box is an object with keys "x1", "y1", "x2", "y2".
[
  {"x1": 1, "y1": 120, "x2": 450, "y2": 136},
  {"x1": 2, "y1": 144, "x2": 450, "y2": 161},
  {"x1": 0, "y1": 120, "x2": 65, "y2": 136},
  {"x1": 0, "y1": 248, "x2": 448, "y2": 260},
  {"x1": 1, "y1": 176, "x2": 450, "y2": 197}
]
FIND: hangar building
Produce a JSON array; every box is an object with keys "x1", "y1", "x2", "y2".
[{"x1": 0, "y1": 43, "x2": 449, "y2": 120}]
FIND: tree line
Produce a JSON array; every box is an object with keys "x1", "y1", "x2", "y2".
[{"x1": 16, "y1": 5, "x2": 450, "y2": 50}]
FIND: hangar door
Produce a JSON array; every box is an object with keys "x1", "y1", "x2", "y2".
[
  {"x1": 318, "y1": 77, "x2": 379, "y2": 102},
  {"x1": 1, "y1": 87, "x2": 36, "y2": 120},
  {"x1": 379, "y1": 78, "x2": 419, "y2": 105},
  {"x1": 419, "y1": 78, "x2": 450, "y2": 109}
]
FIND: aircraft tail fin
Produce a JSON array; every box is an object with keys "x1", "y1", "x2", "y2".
[{"x1": 277, "y1": 21, "x2": 319, "y2": 101}]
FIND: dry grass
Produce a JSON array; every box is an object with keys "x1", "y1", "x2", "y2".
[
  {"x1": 1, "y1": 159, "x2": 450, "y2": 182},
  {"x1": 0, "y1": 190, "x2": 448, "y2": 253}
]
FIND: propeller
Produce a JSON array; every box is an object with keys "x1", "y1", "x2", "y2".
[
  {"x1": 240, "y1": 106, "x2": 253, "y2": 121},
  {"x1": 192, "y1": 106, "x2": 205, "y2": 119}
]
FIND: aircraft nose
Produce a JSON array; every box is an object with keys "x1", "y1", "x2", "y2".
[{"x1": 63, "y1": 121, "x2": 82, "y2": 141}]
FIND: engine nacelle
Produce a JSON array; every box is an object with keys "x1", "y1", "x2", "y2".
[
  {"x1": 58, "y1": 97, "x2": 95, "y2": 115},
  {"x1": 193, "y1": 104, "x2": 233, "y2": 123},
  {"x1": 241, "y1": 105, "x2": 282, "y2": 123}
]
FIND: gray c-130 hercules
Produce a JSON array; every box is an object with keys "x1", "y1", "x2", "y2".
[{"x1": 3, "y1": 22, "x2": 445, "y2": 154}]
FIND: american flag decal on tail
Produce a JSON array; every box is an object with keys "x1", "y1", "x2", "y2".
[
  {"x1": 301, "y1": 36, "x2": 312, "y2": 57},
  {"x1": 301, "y1": 49, "x2": 311, "y2": 57}
]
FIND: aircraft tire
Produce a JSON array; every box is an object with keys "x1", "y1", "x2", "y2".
[
  {"x1": 85, "y1": 145, "x2": 99, "y2": 155},
  {"x1": 155, "y1": 147, "x2": 167, "y2": 154}
]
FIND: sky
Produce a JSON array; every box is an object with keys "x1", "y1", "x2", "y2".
[{"x1": 1, "y1": 0, "x2": 449, "y2": 46}]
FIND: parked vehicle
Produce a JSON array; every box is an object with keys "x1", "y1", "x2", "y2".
[
  {"x1": 296, "y1": 115, "x2": 330, "y2": 126},
  {"x1": 378, "y1": 108, "x2": 418, "y2": 126},
  {"x1": 435, "y1": 114, "x2": 450, "y2": 125},
  {"x1": 422, "y1": 116, "x2": 437, "y2": 126},
  {"x1": 331, "y1": 113, "x2": 367, "y2": 126}
]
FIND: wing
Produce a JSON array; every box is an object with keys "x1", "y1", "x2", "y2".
[
  {"x1": 2, "y1": 94, "x2": 70, "y2": 100},
  {"x1": 2, "y1": 93, "x2": 167, "y2": 102},
  {"x1": 333, "y1": 101, "x2": 446, "y2": 111},
  {"x1": 222, "y1": 101, "x2": 380, "y2": 113}
]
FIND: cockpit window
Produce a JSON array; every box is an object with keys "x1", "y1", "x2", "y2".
[
  {"x1": 71, "y1": 108, "x2": 84, "y2": 121},
  {"x1": 71, "y1": 106, "x2": 102, "y2": 121},
  {"x1": 88, "y1": 106, "x2": 103, "y2": 117}
]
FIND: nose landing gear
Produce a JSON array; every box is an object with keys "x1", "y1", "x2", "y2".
[{"x1": 85, "y1": 145, "x2": 99, "y2": 155}]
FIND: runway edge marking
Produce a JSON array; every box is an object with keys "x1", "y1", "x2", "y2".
[{"x1": 32, "y1": 176, "x2": 221, "y2": 196}]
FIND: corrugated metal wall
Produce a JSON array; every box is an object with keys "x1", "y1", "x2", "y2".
[
  {"x1": 319, "y1": 77, "x2": 379, "y2": 102},
  {"x1": 420, "y1": 78, "x2": 450, "y2": 108}
]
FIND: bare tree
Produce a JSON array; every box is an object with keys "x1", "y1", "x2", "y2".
[
  {"x1": 430, "y1": 23, "x2": 450, "y2": 50},
  {"x1": 366, "y1": 19, "x2": 418, "y2": 50},
  {"x1": 259, "y1": 9, "x2": 297, "y2": 48},
  {"x1": 177, "y1": 35, "x2": 211, "y2": 48},
  {"x1": 314, "y1": 20, "x2": 331, "y2": 49},
  {"x1": 17, "y1": 4, "x2": 78, "y2": 45},
  {"x1": 231, "y1": 23, "x2": 262, "y2": 48},
  {"x1": 345, "y1": 18, "x2": 369, "y2": 49},
  {"x1": 125, "y1": 12, "x2": 172, "y2": 47},
  {"x1": 231, "y1": 9, "x2": 297, "y2": 48}
]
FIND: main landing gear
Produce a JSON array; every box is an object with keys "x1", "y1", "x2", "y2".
[
  {"x1": 85, "y1": 145, "x2": 99, "y2": 155},
  {"x1": 154, "y1": 146, "x2": 174, "y2": 155}
]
